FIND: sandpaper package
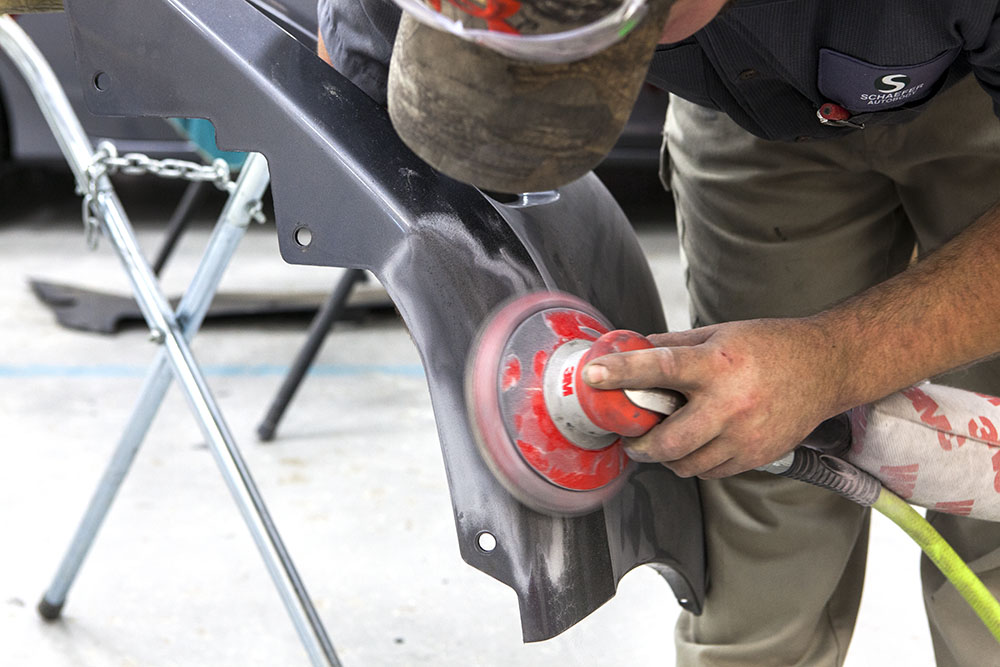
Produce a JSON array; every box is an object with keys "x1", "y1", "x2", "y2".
[{"x1": 848, "y1": 382, "x2": 1000, "y2": 520}]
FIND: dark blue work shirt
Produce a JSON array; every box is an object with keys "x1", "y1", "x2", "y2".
[
  {"x1": 320, "y1": 0, "x2": 1000, "y2": 141},
  {"x1": 647, "y1": 0, "x2": 1000, "y2": 141}
]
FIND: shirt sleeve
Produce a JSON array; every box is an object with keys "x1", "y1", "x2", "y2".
[
  {"x1": 967, "y1": 5, "x2": 1000, "y2": 118},
  {"x1": 317, "y1": 0, "x2": 401, "y2": 106}
]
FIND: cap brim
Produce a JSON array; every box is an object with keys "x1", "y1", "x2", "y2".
[{"x1": 387, "y1": 1, "x2": 671, "y2": 194}]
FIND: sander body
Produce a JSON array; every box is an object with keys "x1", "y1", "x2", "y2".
[{"x1": 466, "y1": 292, "x2": 680, "y2": 516}]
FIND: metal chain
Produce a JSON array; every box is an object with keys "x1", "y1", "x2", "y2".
[
  {"x1": 79, "y1": 142, "x2": 114, "y2": 249},
  {"x1": 79, "y1": 140, "x2": 263, "y2": 248}
]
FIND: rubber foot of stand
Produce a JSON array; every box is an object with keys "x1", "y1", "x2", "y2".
[
  {"x1": 256, "y1": 420, "x2": 277, "y2": 442},
  {"x1": 37, "y1": 597, "x2": 64, "y2": 620}
]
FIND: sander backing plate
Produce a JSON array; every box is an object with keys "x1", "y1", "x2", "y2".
[{"x1": 466, "y1": 292, "x2": 633, "y2": 516}]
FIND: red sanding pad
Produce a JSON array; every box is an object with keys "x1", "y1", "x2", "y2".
[{"x1": 466, "y1": 292, "x2": 633, "y2": 516}]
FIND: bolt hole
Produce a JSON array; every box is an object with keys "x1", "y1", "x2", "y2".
[
  {"x1": 476, "y1": 531, "x2": 497, "y2": 553},
  {"x1": 93, "y1": 71, "x2": 110, "y2": 92},
  {"x1": 294, "y1": 226, "x2": 313, "y2": 248}
]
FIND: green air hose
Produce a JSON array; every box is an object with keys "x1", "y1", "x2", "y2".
[
  {"x1": 770, "y1": 442, "x2": 1000, "y2": 643},
  {"x1": 873, "y1": 486, "x2": 1000, "y2": 643}
]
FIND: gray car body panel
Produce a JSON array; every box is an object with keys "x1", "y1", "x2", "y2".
[{"x1": 59, "y1": 0, "x2": 705, "y2": 641}]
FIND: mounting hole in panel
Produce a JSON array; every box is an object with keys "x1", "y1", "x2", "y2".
[
  {"x1": 294, "y1": 226, "x2": 313, "y2": 247},
  {"x1": 476, "y1": 531, "x2": 497, "y2": 553}
]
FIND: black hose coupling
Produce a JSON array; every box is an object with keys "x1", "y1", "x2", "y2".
[{"x1": 779, "y1": 448, "x2": 881, "y2": 507}]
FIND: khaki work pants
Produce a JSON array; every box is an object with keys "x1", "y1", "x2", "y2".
[{"x1": 664, "y1": 74, "x2": 1000, "y2": 666}]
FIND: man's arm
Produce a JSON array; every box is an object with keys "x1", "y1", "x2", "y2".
[{"x1": 583, "y1": 200, "x2": 1000, "y2": 479}]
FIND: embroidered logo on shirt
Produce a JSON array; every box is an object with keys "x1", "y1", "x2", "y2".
[
  {"x1": 874, "y1": 74, "x2": 910, "y2": 94},
  {"x1": 861, "y1": 73, "x2": 925, "y2": 106},
  {"x1": 818, "y1": 48, "x2": 958, "y2": 113}
]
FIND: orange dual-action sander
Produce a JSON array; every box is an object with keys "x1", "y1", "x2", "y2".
[
  {"x1": 466, "y1": 291, "x2": 1000, "y2": 641},
  {"x1": 466, "y1": 291, "x2": 911, "y2": 516},
  {"x1": 465, "y1": 290, "x2": 885, "y2": 516},
  {"x1": 466, "y1": 292, "x2": 684, "y2": 516}
]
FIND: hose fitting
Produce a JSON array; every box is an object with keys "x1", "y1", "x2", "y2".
[{"x1": 778, "y1": 448, "x2": 881, "y2": 506}]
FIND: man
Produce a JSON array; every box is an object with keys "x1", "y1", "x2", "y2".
[{"x1": 318, "y1": 0, "x2": 1000, "y2": 663}]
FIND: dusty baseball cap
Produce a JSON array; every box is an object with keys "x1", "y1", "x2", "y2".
[{"x1": 387, "y1": 0, "x2": 673, "y2": 194}]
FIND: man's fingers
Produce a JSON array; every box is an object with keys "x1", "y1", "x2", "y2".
[
  {"x1": 661, "y1": 441, "x2": 735, "y2": 479},
  {"x1": 622, "y1": 402, "x2": 720, "y2": 463},
  {"x1": 640, "y1": 435, "x2": 745, "y2": 479},
  {"x1": 583, "y1": 345, "x2": 708, "y2": 391}
]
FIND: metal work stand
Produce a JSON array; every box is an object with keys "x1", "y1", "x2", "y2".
[{"x1": 0, "y1": 16, "x2": 340, "y2": 667}]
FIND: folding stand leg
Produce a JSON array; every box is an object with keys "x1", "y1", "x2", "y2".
[
  {"x1": 0, "y1": 17, "x2": 340, "y2": 667},
  {"x1": 257, "y1": 268, "x2": 365, "y2": 441},
  {"x1": 37, "y1": 152, "x2": 269, "y2": 614}
]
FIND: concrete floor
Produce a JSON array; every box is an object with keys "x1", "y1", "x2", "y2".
[{"x1": 0, "y1": 173, "x2": 935, "y2": 665}]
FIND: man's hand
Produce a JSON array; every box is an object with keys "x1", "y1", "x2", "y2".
[
  {"x1": 583, "y1": 319, "x2": 849, "y2": 479},
  {"x1": 583, "y1": 204, "x2": 1000, "y2": 480}
]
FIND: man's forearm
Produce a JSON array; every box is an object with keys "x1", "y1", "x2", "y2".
[{"x1": 815, "y1": 199, "x2": 1000, "y2": 411}]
